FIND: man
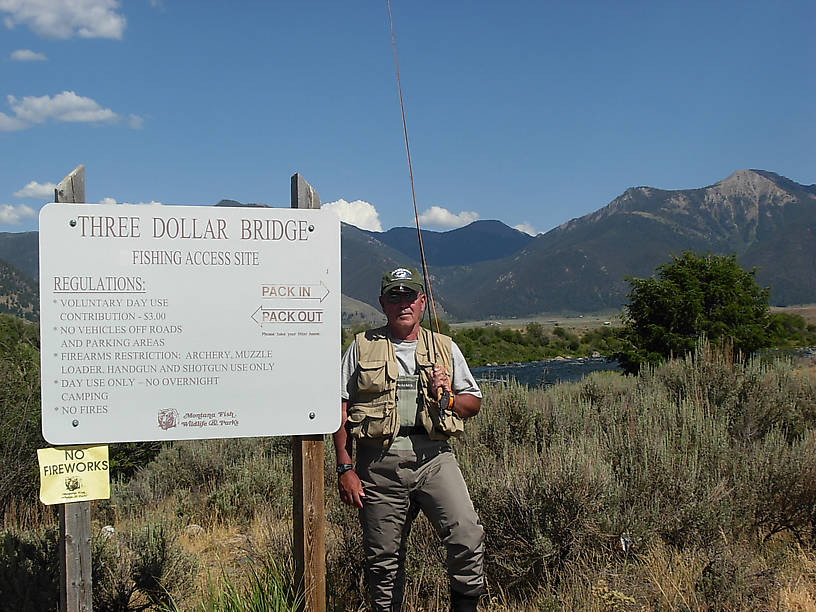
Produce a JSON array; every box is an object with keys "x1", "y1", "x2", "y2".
[{"x1": 334, "y1": 266, "x2": 485, "y2": 612}]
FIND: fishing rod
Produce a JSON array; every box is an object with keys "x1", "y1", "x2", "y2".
[
  {"x1": 386, "y1": 0, "x2": 452, "y2": 411},
  {"x1": 385, "y1": 0, "x2": 443, "y2": 339}
]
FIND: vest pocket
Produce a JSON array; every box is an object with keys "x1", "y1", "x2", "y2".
[
  {"x1": 347, "y1": 401, "x2": 399, "y2": 440},
  {"x1": 357, "y1": 359, "x2": 394, "y2": 393},
  {"x1": 422, "y1": 403, "x2": 465, "y2": 439},
  {"x1": 415, "y1": 349, "x2": 434, "y2": 370}
]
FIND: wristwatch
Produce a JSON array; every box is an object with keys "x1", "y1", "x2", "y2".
[{"x1": 336, "y1": 463, "x2": 354, "y2": 476}]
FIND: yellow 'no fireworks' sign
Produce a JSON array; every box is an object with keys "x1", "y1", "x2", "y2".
[{"x1": 37, "y1": 445, "x2": 110, "y2": 505}]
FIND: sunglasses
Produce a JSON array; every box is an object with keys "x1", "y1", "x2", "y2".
[{"x1": 385, "y1": 291, "x2": 419, "y2": 304}]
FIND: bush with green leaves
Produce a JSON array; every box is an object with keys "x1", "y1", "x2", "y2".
[
  {"x1": 467, "y1": 344, "x2": 814, "y2": 601},
  {"x1": 0, "y1": 314, "x2": 43, "y2": 510},
  {"x1": 0, "y1": 526, "x2": 58, "y2": 612},
  {"x1": 94, "y1": 522, "x2": 198, "y2": 611},
  {"x1": 617, "y1": 252, "x2": 772, "y2": 373},
  {"x1": 0, "y1": 521, "x2": 195, "y2": 612},
  {"x1": 767, "y1": 311, "x2": 816, "y2": 348}
]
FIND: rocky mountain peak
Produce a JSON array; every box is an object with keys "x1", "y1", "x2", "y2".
[
  {"x1": 712, "y1": 169, "x2": 792, "y2": 203},
  {"x1": 585, "y1": 169, "x2": 803, "y2": 223}
]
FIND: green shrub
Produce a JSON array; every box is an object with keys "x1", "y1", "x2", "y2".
[
  {"x1": 94, "y1": 522, "x2": 197, "y2": 611},
  {"x1": 747, "y1": 429, "x2": 816, "y2": 545},
  {"x1": 325, "y1": 499, "x2": 366, "y2": 610},
  {"x1": 472, "y1": 437, "x2": 617, "y2": 592},
  {"x1": 114, "y1": 438, "x2": 292, "y2": 523},
  {"x1": 0, "y1": 521, "x2": 196, "y2": 612},
  {"x1": 0, "y1": 315, "x2": 43, "y2": 511},
  {"x1": 618, "y1": 252, "x2": 772, "y2": 373},
  {"x1": 14, "y1": 339, "x2": 804, "y2": 610},
  {"x1": 0, "y1": 526, "x2": 58, "y2": 611},
  {"x1": 108, "y1": 443, "x2": 164, "y2": 481},
  {"x1": 451, "y1": 342, "x2": 816, "y2": 606},
  {"x1": 768, "y1": 312, "x2": 816, "y2": 347}
]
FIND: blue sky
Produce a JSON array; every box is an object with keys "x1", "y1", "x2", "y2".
[{"x1": 1, "y1": 0, "x2": 814, "y2": 235}]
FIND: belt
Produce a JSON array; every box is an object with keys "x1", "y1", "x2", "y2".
[
  {"x1": 397, "y1": 425, "x2": 426, "y2": 437},
  {"x1": 356, "y1": 426, "x2": 428, "y2": 447}
]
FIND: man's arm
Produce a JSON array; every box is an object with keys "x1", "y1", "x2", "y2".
[
  {"x1": 333, "y1": 400, "x2": 353, "y2": 465},
  {"x1": 451, "y1": 392, "x2": 480, "y2": 419},
  {"x1": 333, "y1": 400, "x2": 365, "y2": 508}
]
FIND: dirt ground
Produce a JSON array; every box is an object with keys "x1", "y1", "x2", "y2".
[{"x1": 450, "y1": 310, "x2": 623, "y2": 332}]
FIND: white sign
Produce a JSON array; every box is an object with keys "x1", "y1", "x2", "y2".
[{"x1": 39, "y1": 203, "x2": 341, "y2": 444}]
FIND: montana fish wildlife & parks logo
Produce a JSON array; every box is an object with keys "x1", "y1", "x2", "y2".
[{"x1": 158, "y1": 408, "x2": 179, "y2": 430}]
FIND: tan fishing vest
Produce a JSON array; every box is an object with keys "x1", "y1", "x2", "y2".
[{"x1": 347, "y1": 326, "x2": 465, "y2": 443}]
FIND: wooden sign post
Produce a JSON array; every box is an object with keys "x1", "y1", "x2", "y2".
[
  {"x1": 54, "y1": 165, "x2": 93, "y2": 612},
  {"x1": 291, "y1": 173, "x2": 327, "y2": 612}
]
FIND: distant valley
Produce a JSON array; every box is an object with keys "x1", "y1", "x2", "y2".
[{"x1": 2, "y1": 169, "x2": 814, "y2": 323}]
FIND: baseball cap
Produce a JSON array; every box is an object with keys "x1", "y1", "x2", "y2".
[{"x1": 380, "y1": 266, "x2": 424, "y2": 295}]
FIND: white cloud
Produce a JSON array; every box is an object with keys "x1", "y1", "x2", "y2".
[
  {"x1": 0, "y1": 112, "x2": 27, "y2": 131},
  {"x1": 0, "y1": 203, "x2": 36, "y2": 224},
  {"x1": 417, "y1": 206, "x2": 479, "y2": 230},
  {"x1": 13, "y1": 180, "x2": 56, "y2": 198},
  {"x1": 11, "y1": 48, "x2": 46, "y2": 61},
  {"x1": 513, "y1": 222, "x2": 539, "y2": 236},
  {"x1": 10, "y1": 91, "x2": 117, "y2": 124},
  {"x1": 322, "y1": 199, "x2": 382, "y2": 232},
  {"x1": 98, "y1": 197, "x2": 117, "y2": 205},
  {"x1": 0, "y1": 91, "x2": 139, "y2": 131},
  {"x1": 127, "y1": 114, "x2": 144, "y2": 129},
  {"x1": 0, "y1": 0, "x2": 125, "y2": 39}
]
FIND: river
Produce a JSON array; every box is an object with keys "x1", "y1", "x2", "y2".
[
  {"x1": 472, "y1": 347, "x2": 816, "y2": 388},
  {"x1": 471, "y1": 356, "x2": 622, "y2": 387}
]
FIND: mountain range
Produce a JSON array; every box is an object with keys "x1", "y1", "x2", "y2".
[
  {"x1": 2, "y1": 170, "x2": 814, "y2": 323},
  {"x1": 340, "y1": 169, "x2": 816, "y2": 319}
]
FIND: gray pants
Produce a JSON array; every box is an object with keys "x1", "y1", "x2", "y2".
[{"x1": 356, "y1": 443, "x2": 485, "y2": 611}]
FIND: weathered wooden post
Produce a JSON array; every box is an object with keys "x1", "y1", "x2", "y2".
[
  {"x1": 54, "y1": 164, "x2": 93, "y2": 612},
  {"x1": 290, "y1": 173, "x2": 327, "y2": 612}
]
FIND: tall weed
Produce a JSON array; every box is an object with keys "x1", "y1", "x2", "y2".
[{"x1": 162, "y1": 553, "x2": 301, "y2": 612}]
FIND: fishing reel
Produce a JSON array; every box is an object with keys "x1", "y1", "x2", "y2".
[{"x1": 438, "y1": 387, "x2": 455, "y2": 420}]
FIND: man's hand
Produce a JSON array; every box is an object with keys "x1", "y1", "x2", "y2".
[
  {"x1": 338, "y1": 470, "x2": 365, "y2": 508},
  {"x1": 429, "y1": 365, "x2": 450, "y2": 399}
]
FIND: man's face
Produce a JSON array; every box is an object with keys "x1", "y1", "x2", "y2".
[{"x1": 379, "y1": 289, "x2": 426, "y2": 339}]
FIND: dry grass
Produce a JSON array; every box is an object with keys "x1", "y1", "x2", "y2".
[
  {"x1": 167, "y1": 513, "x2": 294, "y2": 610},
  {"x1": 451, "y1": 310, "x2": 623, "y2": 332},
  {"x1": 773, "y1": 546, "x2": 816, "y2": 612}
]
